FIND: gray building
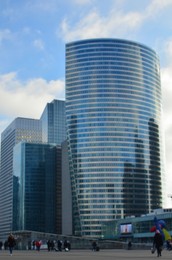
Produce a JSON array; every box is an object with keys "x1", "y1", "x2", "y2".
[
  {"x1": 0, "y1": 117, "x2": 42, "y2": 239},
  {"x1": 41, "y1": 99, "x2": 66, "y2": 145},
  {"x1": 65, "y1": 38, "x2": 164, "y2": 237}
]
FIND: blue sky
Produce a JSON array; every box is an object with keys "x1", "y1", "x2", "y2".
[{"x1": 1, "y1": 0, "x2": 172, "y2": 206}]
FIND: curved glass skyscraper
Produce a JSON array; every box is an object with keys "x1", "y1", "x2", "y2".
[{"x1": 65, "y1": 39, "x2": 164, "y2": 237}]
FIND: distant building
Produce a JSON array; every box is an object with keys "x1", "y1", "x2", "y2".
[
  {"x1": 0, "y1": 117, "x2": 42, "y2": 239},
  {"x1": 102, "y1": 208, "x2": 172, "y2": 243},
  {"x1": 40, "y1": 99, "x2": 68, "y2": 234},
  {"x1": 65, "y1": 38, "x2": 164, "y2": 237},
  {"x1": 13, "y1": 142, "x2": 61, "y2": 234},
  {"x1": 41, "y1": 99, "x2": 66, "y2": 145}
]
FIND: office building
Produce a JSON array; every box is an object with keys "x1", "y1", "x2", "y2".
[
  {"x1": 0, "y1": 118, "x2": 42, "y2": 239},
  {"x1": 13, "y1": 142, "x2": 61, "y2": 234},
  {"x1": 41, "y1": 99, "x2": 66, "y2": 145},
  {"x1": 65, "y1": 38, "x2": 164, "y2": 237}
]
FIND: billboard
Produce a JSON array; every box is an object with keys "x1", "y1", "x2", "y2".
[{"x1": 120, "y1": 223, "x2": 132, "y2": 234}]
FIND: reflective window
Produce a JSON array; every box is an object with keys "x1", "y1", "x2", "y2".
[{"x1": 66, "y1": 38, "x2": 163, "y2": 238}]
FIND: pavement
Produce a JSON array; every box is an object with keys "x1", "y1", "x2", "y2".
[{"x1": 0, "y1": 249, "x2": 172, "y2": 260}]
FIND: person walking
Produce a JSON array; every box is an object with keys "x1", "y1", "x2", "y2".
[
  {"x1": 57, "y1": 240, "x2": 62, "y2": 251},
  {"x1": 47, "y1": 240, "x2": 51, "y2": 251},
  {"x1": 4, "y1": 240, "x2": 8, "y2": 250},
  {"x1": 7, "y1": 233, "x2": 16, "y2": 256},
  {"x1": 64, "y1": 239, "x2": 68, "y2": 251},
  {"x1": 67, "y1": 240, "x2": 71, "y2": 251},
  {"x1": 92, "y1": 241, "x2": 97, "y2": 251},
  {"x1": 32, "y1": 240, "x2": 35, "y2": 250},
  {"x1": 128, "y1": 241, "x2": 132, "y2": 250},
  {"x1": 35, "y1": 240, "x2": 41, "y2": 251},
  {"x1": 153, "y1": 230, "x2": 163, "y2": 257}
]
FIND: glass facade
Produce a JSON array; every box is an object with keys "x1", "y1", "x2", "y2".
[
  {"x1": 13, "y1": 142, "x2": 61, "y2": 234},
  {"x1": 41, "y1": 99, "x2": 66, "y2": 145},
  {"x1": 65, "y1": 39, "x2": 164, "y2": 237},
  {"x1": 102, "y1": 208, "x2": 172, "y2": 243},
  {"x1": 0, "y1": 118, "x2": 42, "y2": 239}
]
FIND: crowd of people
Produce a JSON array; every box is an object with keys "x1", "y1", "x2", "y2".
[
  {"x1": 1, "y1": 230, "x2": 172, "y2": 257},
  {"x1": 31, "y1": 238, "x2": 71, "y2": 252},
  {"x1": 0, "y1": 234, "x2": 71, "y2": 255}
]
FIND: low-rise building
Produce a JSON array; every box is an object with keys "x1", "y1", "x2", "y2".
[{"x1": 102, "y1": 208, "x2": 172, "y2": 243}]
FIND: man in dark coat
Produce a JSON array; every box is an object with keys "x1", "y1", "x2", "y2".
[
  {"x1": 7, "y1": 234, "x2": 16, "y2": 256},
  {"x1": 153, "y1": 230, "x2": 163, "y2": 257}
]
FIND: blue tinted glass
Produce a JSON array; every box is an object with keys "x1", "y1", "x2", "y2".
[{"x1": 66, "y1": 39, "x2": 163, "y2": 237}]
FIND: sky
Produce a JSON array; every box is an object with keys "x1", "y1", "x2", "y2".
[{"x1": 1, "y1": 0, "x2": 172, "y2": 206}]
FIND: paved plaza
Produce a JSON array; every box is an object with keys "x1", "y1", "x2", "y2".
[{"x1": 0, "y1": 249, "x2": 172, "y2": 260}]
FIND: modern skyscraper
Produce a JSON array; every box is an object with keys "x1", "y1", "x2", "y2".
[
  {"x1": 13, "y1": 142, "x2": 61, "y2": 234},
  {"x1": 0, "y1": 118, "x2": 42, "y2": 239},
  {"x1": 41, "y1": 99, "x2": 66, "y2": 145},
  {"x1": 65, "y1": 39, "x2": 164, "y2": 237}
]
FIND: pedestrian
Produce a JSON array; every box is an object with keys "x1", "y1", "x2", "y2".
[
  {"x1": 57, "y1": 240, "x2": 62, "y2": 251},
  {"x1": 128, "y1": 241, "x2": 132, "y2": 250},
  {"x1": 67, "y1": 240, "x2": 71, "y2": 251},
  {"x1": 47, "y1": 240, "x2": 51, "y2": 251},
  {"x1": 32, "y1": 240, "x2": 35, "y2": 250},
  {"x1": 0, "y1": 241, "x2": 3, "y2": 250},
  {"x1": 35, "y1": 240, "x2": 41, "y2": 251},
  {"x1": 4, "y1": 240, "x2": 8, "y2": 250},
  {"x1": 7, "y1": 233, "x2": 16, "y2": 256},
  {"x1": 92, "y1": 241, "x2": 97, "y2": 251},
  {"x1": 153, "y1": 230, "x2": 163, "y2": 257},
  {"x1": 64, "y1": 239, "x2": 68, "y2": 251},
  {"x1": 50, "y1": 240, "x2": 55, "y2": 251}
]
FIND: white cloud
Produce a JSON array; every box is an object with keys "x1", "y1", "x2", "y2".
[
  {"x1": 33, "y1": 39, "x2": 45, "y2": 51},
  {"x1": 24, "y1": 0, "x2": 59, "y2": 13},
  {"x1": 59, "y1": 9, "x2": 144, "y2": 42},
  {"x1": 163, "y1": 38, "x2": 172, "y2": 64},
  {"x1": 0, "y1": 29, "x2": 12, "y2": 44},
  {"x1": 22, "y1": 27, "x2": 32, "y2": 35},
  {"x1": 71, "y1": 0, "x2": 93, "y2": 5},
  {"x1": 160, "y1": 37, "x2": 172, "y2": 207},
  {"x1": 0, "y1": 72, "x2": 65, "y2": 122},
  {"x1": 162, "y1": 68, "x2": 172, "y2": 127},
  {"x1": 59, "y1": 0, "x2": 172, "y2": 43},
  {"x1": 0, "y1": 119, "x2": 12, "y2": 137},
  {"x1": 146, "y1": 0, "x2": 172, "y2": 17},
  {"x1": 161, "y1": 39, "x2": 172, "y2": 154}
]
